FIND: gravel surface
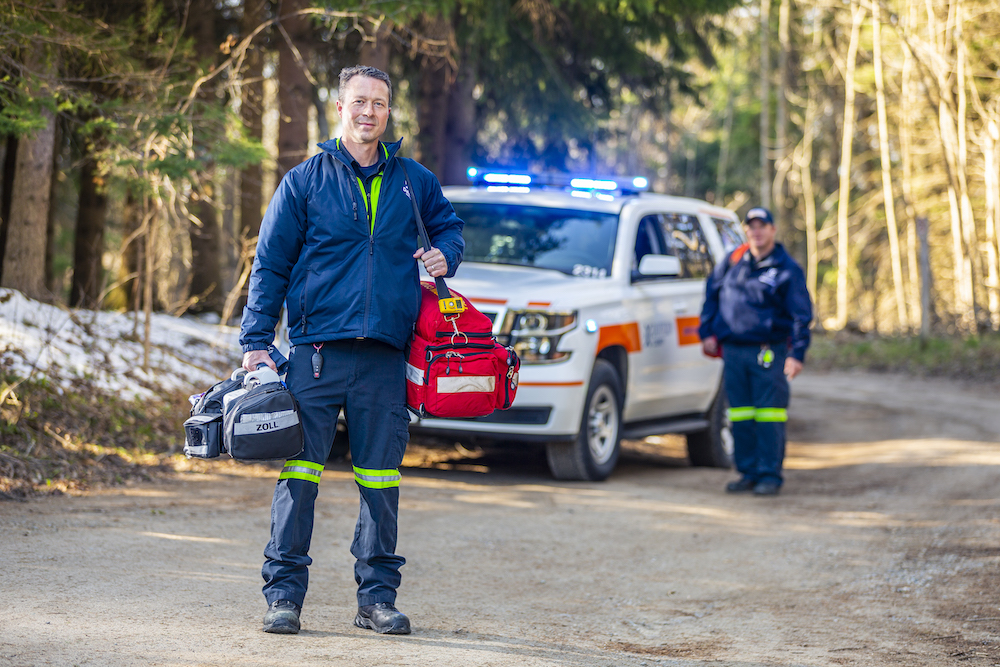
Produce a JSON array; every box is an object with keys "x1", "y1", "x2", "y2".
[{"x1": 1, "y1": 369, "x2": 999, "y2": 667}]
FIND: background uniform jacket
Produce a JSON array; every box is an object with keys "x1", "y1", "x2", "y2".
[
  {"x1": 240, "y1": 138, "x2": 465, "y2": 353},
  {"x1": 698, "y1": 242, "x2": 813, "y2": 361}
]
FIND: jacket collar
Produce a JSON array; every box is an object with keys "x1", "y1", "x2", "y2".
[
  {"x1": 745, "y1": 242, "x2": 787, "y2": 270},
  {"x1": 318, "y1": 137, "x2": 403, "y2": 169}
]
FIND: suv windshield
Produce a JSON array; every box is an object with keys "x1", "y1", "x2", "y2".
[{"x1": 453, "y1": 202, "x2": 618, "y2": 278}]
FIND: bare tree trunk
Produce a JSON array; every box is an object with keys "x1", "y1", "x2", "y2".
[
  {"x1": 834, "y1": 0, "x2": 865, "y2": 330},
  {"x1": 983, "y1": 116, "x2": 1000, "y2": 328},
  {"x1": 717, "y1": 71, "x2": 735, "y2": 197},
  {"x1": 45, "y1": 121, "x2": 61, "y2": 297},
  {"x1": 872, "y1": 0, "x2": 908, "y2": 330},
  {"x1": 70, "y1": 154, "x2": 107, "y2": 308},
  {"x1": 417, "y1": 61, "x2": 450, "y2": 177},
  {"x1": 187, "y1": 0, "x2": 223, "y2": 314},
  {"x1": 774, "y1": 0, "x2": 790, "y2": 229},
  {"x1": 759, "y1": 0, "x2": 771, "y2": 208},
  {"x1": 359, "y1": 21, "x2": 390, "y2": 71},
  {"x1": 954, "y1": 0, "x2": 983, "y2": 329},
  {"x1": 2, "y1": 108, "x2": 56, "y2": 300},
  {"x1": 801, "y1": 90, "x2": 819, "y2": 301},
  {"x1": 444, "y1": 56, "x2": 476, "y2": 186},
  {"x1": 415, "y1": 14, "x2": 454, "y2": 179},
  {"x1": 917, "y1": 215, "x2": 933, "y2": 338},
  {"x1": 0, "y1": 135, "x2": 16, "y2": 277},
  {"x1": 900, "y1": 0, "x2": 921, "y2": 329},
  {"x1": 276, "y1": 0, "x2": 312, "y2": 177},
  {"x1": 241, "y1": 0, "x2": 266, "y2": 233}
]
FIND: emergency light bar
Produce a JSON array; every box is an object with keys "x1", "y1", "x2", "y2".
[{"x1": 466, "y1": 167, "x2": 650, "y2": 194}]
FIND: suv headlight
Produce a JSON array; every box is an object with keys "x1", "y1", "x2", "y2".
[{"x1": 499, "y1": 310, "x2": 577, "y2": 364}]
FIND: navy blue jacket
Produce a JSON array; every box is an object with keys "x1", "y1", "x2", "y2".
[
  {"x1": 698, "y1": 243, "x2": 813, "y2": 361},
  {"x1": 240, "y1": 138, "x2": 465, "y2": 352}
]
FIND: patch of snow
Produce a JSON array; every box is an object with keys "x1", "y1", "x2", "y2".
[{"x1": 0, "y1": 288, "x2": 243, "y2": 401}]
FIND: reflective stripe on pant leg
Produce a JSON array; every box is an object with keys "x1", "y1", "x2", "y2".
[
  {"x1": 353, "y1": 466, "x2": 401, "y2": 489},
  {"x1": 728, "y1": 406, "x2": 757, "y2": 422},
  {"x1": 280, "y1": 460, "x2": 325, "y2": 484},
  {"x1": 754, "y1": 408, "x2": 788, "y2": 422}
]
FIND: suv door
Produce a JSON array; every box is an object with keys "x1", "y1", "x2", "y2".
[
  {"x1": 623, "y1": 211, "x2": 713, "y2": 420},
  {"x1": 656, "y1": 212, "x2": 719, "y2": 412}
]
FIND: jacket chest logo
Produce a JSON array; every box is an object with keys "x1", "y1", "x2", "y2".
[
  {"x1": 403, "y1": 184, "x2": 412, "y2": 200},
  {"x1": 758, "y1": 268, "x2": 779, "y2": 286}
]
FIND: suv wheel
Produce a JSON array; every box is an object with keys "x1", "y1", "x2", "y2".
[
  {"x1": 686, "y1": 383, "x2": 733, "y2": 468},
  {"x1": 546, "y1": 360, "x2": 622, "y2": 481}
]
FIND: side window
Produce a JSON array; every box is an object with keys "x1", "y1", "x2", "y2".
[
  {"x1": 633, "y1": 215, "x2": 665, "y2": 269},
  {"x1": 713, "y1": 216, "x2": 745, "y2": 253},
  {"x1": 658, "y1": 213, "x2": 714, "y2": 279}
]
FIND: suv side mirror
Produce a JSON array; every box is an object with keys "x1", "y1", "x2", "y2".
[{"x1": 637, "y1": 254, "x2": 681, "y2": 277}]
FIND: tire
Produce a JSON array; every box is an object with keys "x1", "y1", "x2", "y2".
[
  {"x1": 686, "y1": 382, "x2": 733, "y2": 468},
  {"x1": 546, "y1": 360, "x2": 623, "y2": 481}
]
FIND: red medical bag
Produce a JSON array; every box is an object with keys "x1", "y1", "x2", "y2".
[{"x1": 406, "y1": 282, "x2": 520, "y2": 419}]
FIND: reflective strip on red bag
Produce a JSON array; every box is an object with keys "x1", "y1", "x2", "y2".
[{"x1": 437, "y1": 375, "x2": 496, "y2": 393}]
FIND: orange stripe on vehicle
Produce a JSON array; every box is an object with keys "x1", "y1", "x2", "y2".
[
  {"x1": 470, "y1": 297, "x2": 508, "y2": 305},
  {"x1": 527, "y1": 301, "x2": 551, "y2": 308},
  {"x1": 597, "y1": 322, "x2": 642, "y2": 353},
  {"x1": 519, "y1": 381, "x2": 585, "y2": 387},
  {"x1": 677, "y1": 315, "x2": 701, "y2": 346}
]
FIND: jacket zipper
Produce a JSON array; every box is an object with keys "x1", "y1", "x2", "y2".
[{"x1": 300, "y1": 267, "x2": 312, "y2": 335}]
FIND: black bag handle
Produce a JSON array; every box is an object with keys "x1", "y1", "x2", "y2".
[{"x1": 398, "y1": 160, "x2": 466, "y2": 314}]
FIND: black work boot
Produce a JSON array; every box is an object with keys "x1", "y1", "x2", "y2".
[
  {"x1": 753, "y1": 480, "x2": 781, "y2": 496},
  {"x1": 354, "y1": 602, "x2": 411, "y2": 635},
  {"x1": 725, "y1": 478, "x2": 756, "y2": 494},
  {"x1": 263, "y1": 599, "x2": 301, "y2": 634}
]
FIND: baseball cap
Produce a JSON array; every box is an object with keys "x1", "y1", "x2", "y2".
[{"x1": 744, "y1": 207, "x2": 774, "y2": 225}]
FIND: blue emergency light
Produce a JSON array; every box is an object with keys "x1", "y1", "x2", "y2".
[{"x1": 466, "y1": 167, "x2": 650, "y2": 194}]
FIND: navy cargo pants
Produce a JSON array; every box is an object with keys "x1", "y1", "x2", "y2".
[
  {"x1": 721, "y1": 342, "x2": 790, "y2": 487},
  {"x1": 262, "y1": 339, "x2": 409, "y2": 608}
]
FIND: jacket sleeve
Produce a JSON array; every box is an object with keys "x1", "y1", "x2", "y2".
[
  {"x1": 698, "y1": 254, "x2": 729, "y2": 340},
  {"x1": 412, "y1": 161, "x2": 465, "y2": 277},
  {"x1": 785, "y1": 264, "x2": 813, "y2": 362},
  {"x1": 239, "y1": 169, "x2": 308, "y2": 353}
]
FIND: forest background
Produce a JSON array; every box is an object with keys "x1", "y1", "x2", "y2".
[
  {"x1": 1, "y1": 0, "x2": 999, "y2": 496},
  {"x1": 2, "y1": 0, "x2": 999, "y2": 337}
]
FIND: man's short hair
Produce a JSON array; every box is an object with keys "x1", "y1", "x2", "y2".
[{"x1": 339, "y1": 66, "x2": 392, "y2": 106}]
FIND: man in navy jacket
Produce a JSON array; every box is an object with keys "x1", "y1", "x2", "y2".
[
  {"x1": 240, "y1": 66, "x2": 464, "y2": 635},
  {"x1": 698, "y1": 207, "x2": 812, "y2": 497}
]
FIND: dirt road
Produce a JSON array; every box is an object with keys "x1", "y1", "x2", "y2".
[{"x1": 2, "y1": 370, "x2": 999, "y2": 667}]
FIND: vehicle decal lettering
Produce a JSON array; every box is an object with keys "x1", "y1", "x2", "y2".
[
  {"x1": 571, "y1": 264, "x2": 607, "y2": 278},
  {"x1": 676, "y1": 315, "x2": 702, "y2": 345},
  {"x1": 597, "y1": 322, "x2": 642, "y2": 354},
  {"x1": 643, "y1": 320, "x2": 674, "y2": 348}
]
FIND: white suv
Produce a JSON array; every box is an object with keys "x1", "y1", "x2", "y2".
[{"x1": 409, "y1": 171, "x2": 746, "y2": 481}]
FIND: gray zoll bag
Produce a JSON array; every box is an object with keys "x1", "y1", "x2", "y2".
[{"x1": 223, "y1": 368, "x2": 304, "y2": 461}]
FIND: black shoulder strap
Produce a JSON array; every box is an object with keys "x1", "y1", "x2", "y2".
[{"x1": 397, "y1": 159, "x2": 453, "y2": 299}]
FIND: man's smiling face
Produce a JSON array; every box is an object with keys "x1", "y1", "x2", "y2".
[{"x1": 337, "y1": 75, "x2": 390, "y2": 147}]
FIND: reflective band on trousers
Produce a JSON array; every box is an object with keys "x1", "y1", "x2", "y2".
[
  {"x1": 727, "y1": 407, "x2": 788, "y2": 423},
  {"x1": 754, "y1": 408, "x2": 788, "y2": 422},
  {"x1": 728, "y1": 406, "x2": 757, "y2": 422},
  {"x1": 279, "y1": 459, "x2": 324, "y2": 484},
  {"x1": 353, "y1": 466, "x2": 401, "y2": 489}
]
